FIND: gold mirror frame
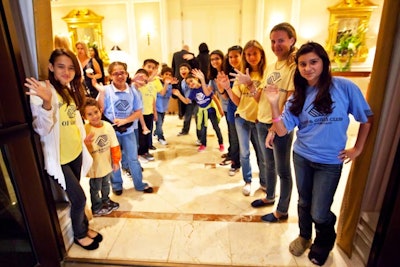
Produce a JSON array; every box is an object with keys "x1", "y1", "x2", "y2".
[
  {"x1": 62, "y1": 9, "x2": 109, "y2": 65},
  {"x1": 326, "y1": 0, "x2": 377, "y2": 64}
]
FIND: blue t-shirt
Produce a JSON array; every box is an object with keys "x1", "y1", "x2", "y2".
[
  {"x1": 103, "y1": 83, "x2": 143, "y2": 136},
  {"x1": 209, "y1": 79, "x2": 228, "y2": 112},
  {"x1": 282, "y1": 77, "x2": 372, "y2": 164},
  {"x1": 188, "y1": 87, "x2": 213, "y2": 109},
  {"x1": 156, "y1": 82, "x2": 172, "y2": 113}
]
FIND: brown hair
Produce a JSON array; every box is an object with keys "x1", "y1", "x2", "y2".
[
  {"x1": 241, "y1": 40, "x2": 266, "y2": 77},
  {"x1": 82, "y1": 97, "x2": 101, "y2": 116}
]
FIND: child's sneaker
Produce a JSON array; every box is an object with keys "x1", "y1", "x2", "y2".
[
  {"x1": 158, "y1": 138, "x2": 168, "y2": 145},
  {"x1": 93, "y1": 205, "x2": 112, "y2": 217},
  {"x1": 105, "y1": 199, "x2": 120, "y2": 211},
  {"x1": 198, "y1": 145, "x2": 206, "y2": 152},
  {"x1": 229, "y1": 167, "x2": 240, "y2": 176}
]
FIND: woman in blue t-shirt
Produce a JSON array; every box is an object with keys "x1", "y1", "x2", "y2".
[{"x1": 264, "y1": 42, "x2": 373, "y2": 266}]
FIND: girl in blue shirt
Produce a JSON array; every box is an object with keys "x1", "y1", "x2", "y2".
[{"x1": 264, "y1": 42, "x2": 373, "y2": 266}]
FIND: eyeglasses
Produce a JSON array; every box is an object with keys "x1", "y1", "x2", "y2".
[{"x1": 111, "y1": 71, "x2": 127, "y2": 76}]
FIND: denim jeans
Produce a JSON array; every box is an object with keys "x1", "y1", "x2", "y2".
[
  {"x1": 257, "y1": 122, "x2": 293, "y2": 214},
  {"x1": 293, "y1": 152, "x2": 342, "y2": 240},
  {"x1": 154, "y1": 111, "x2": 166, "y2": 140},
  {"x1": 227, "y1": 116, "x2": 240, "y2": 169},
  {"x1": 182, "y1": 103, "x2": 199, "y2": 139},
  {"x1": 113, "y1": 132, "x2": 148, "y2": 191},
  {"x1": 89, "y1": 172, "x2": 111, "y2": 211},
  {"x1": 199, "y1": 109, "x2": 223, "y2": 146},
  {"x1": 121, "y1": 128, "x2": 139, "y2": 170},
  {"x1": 235, "y1": 115, "x2": 266, "y2": 186},
  {"x1": 61, "y1": 153, "x2": 88, "y2": 239}
]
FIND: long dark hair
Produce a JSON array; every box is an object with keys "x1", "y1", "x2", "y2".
[
  {"x1": 290, "y1": 42, "x2": 333, "y2": 116},
  {"x1": 48, "y1": 48, "x2": 86, "y2": 109},
  {"x1": 224, "y1": 45, "x2": 243, "y2": 79},
  {"x1": 208, "y1": 50, "x2": 225, "y2": 80}
]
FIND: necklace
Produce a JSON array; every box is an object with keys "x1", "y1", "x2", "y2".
[{"x1": 275, "y1": 60, "x2": 286, "y2": 70}]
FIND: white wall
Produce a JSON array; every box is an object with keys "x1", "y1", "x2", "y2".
[{"x1": 50, "y1": 0, "x2": 383, "y2": 73}]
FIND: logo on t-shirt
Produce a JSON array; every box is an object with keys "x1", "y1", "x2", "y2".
[
  {"x1": 115, "y1": 99, "x2": 130, "y2": 111},
  {"x1": 305, "y1": 103, "x2": 342, "y2": 124},
  {"x1": 96, "y1": 134, "x2": 109, "y2": 147},
  {"x1": 267, "y1": 72, "x2": 281, "y2": 85},
  {"x1": 66, "y1": 105, "x2": 76, "y2": 119}
]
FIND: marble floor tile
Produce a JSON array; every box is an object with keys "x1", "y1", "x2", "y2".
[{"x1": 67, "y1": 114, "x2": 365, "y2": 266}]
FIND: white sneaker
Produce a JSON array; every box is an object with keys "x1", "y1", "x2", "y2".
[
  {"x1": 242, "y1": 183, "x2": 251, "y2": 196},
  {"x1": 158, "y1": 139, "x2": 168, "y2": 145},
  {"x1": 195, "y1": 139, "x2": 202, "y2": 146},
  {"x1": 229, "y1": 167, "x2": 240, "y2": 176},
  {"x1": 138, "y1": 156, "x2": 149, "y2": 164}
]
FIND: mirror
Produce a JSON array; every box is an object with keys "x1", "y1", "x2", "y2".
[
  {"x1": 326, "y1": 0, "x2": 377, "y2": 65},
  {"x1": 62, "y1": 9, "x2": 109, "y2": 65}
]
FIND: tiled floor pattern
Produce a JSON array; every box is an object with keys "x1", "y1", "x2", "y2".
[{"x1": 67, "y1": 114, "x2": 364, "y2": 267}]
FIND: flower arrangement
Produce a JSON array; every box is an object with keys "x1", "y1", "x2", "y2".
[{"x1": 332, "y1": 25, "x2": 366, "y2": 71}]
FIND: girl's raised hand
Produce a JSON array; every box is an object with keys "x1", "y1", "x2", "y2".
[
  {"x1": 263, "y1": 84, "x2": 280, "y2": 104},
  {"x1": 216, "y1": 72, "x2": 230, "y2": 89},
  {"x1": 25, "y1": 78, "x2": 52, "y2": 103},
  {"x1": 229, "y1": 68, "x2": 251, "y2": 85},
  {"x1": 192, "y1": 69, "x2": 205, "y2": 81}
]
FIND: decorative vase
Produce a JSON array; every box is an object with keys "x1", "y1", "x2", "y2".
[{"x1": 333, "y1": 53, "x2": 353, "y2": 71}]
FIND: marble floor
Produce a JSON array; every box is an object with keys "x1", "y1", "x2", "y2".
[{"x1": 67, "y1": 113, "x2": 365, "y2": 267}]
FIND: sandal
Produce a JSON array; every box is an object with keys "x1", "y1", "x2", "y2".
[{"x1": 219, "y1": 158, "x2": 232, "y2": 166}]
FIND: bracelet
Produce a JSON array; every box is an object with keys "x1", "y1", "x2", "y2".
[{"x1": 272, "y1": 117, "x2": 281, "y2": 122}]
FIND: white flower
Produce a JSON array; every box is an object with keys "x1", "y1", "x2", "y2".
[
  {"x1": 85, "y1": 68, "x2": 94, "y2": 74},
  {"x1": 348, "y1": 42, "x2": 356, "y2": 52}
]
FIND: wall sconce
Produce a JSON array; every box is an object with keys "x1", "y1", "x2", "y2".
[
  {"x1": 111, "y1": 45, "x2": 121, "y2": 51},
  {"x1": 141, "y1": 17, "x2": 155, "y2": 46},
  {"x1": 109, "y1": 45, "x2": 127, "y2": 63}
]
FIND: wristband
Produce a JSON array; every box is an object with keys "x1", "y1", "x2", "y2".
[{"x1": 272, "y1": 117, "x2": 281, "y2": 122}]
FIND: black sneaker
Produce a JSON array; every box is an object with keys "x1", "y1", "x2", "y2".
[
  {"x1": 143, "y1": 186, "x2": 154, "y2": 193},
  {"x1": 113, "y1": 190, "x2": 123, "y2": 196},
  {"x1": 105, "y1": 200, "x2": 120, "y2": 211},
  {"x1": 144, "y1": 153, "x2": 155, "y2": 161},
  {"x1": 93, "y1": 205, "x2": 112, "y2": 216},
  {"x1": 149, "y1": 145, "x2": 157, "y2": 150},
  {"x1": 177, "y1": 131, "x2": 188, "y2": 136}
]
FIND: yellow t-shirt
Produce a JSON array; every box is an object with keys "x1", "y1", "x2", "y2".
[
  {"x1": 58, "y1": 92, "x2": 82, "y2": 165},
  {"x1": 258, "y1": 61, "x2": 296, "y2": 123},
  {"x1": 85, "y1": 121, "x2": 120, "y2": 178},
  {"x1": 232, "y1": 72, "x2": 264, "y2": 123},
  {"x1": 139, "y1": 77, "x2": 163, "y2": 115}
]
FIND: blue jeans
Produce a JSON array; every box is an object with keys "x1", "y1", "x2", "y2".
[
  {"x1": 154, "y1": 112, "x2": 166, "y2": 140},
  {"x1": 235, "y1": 116, "x2": 266, "y2": 186},
  {"x1": 89, "y1": 172, "x2": 111, "y2": 211},
  {"x1": 182, "y1": 103, "x2": 200, "y2": 139},
  {"x1": 113, "y1": 132, "x2": 148, "y2": 191},
  {"x1": 257, "y1": 122, "x2": 293, "y2": 214},
  {"x1": 199, "y1": 109, "x2": 223, "y2": 146},
  {"x1": 61, "y1": 153, "x2": 88, "y2": 239},
  {"x1": 227, "y1": 116, "x2": 240, "y2": 169},
  {"x1": 293, "y1": 152, "x2": 342, "y2": 240}
]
